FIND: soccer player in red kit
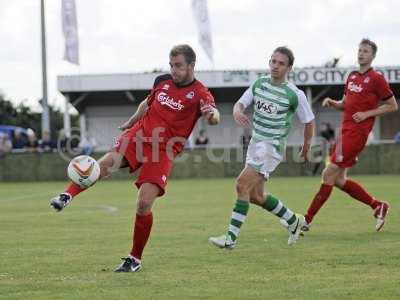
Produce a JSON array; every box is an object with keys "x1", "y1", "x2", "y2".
[
  {"x1": 50, "y1": 44, "x2": 220, "y2": 272},
  {"x1": 303, "y1": 39, "x2": 398, "y2": 232}
]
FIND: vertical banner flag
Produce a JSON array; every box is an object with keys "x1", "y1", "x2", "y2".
[
  {"x1": 192, "y1": 0, "x2": 213, "y2": 63},
  {"x1": 62, "y1": 0, "x2": 79, "y2": 64}
]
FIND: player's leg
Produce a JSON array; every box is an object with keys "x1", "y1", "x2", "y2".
[
  {"x1": 335, "y1": 167, "x2": 379, "y2": 207},
  {"x1": 209, "y1": 166, "x2": 260, "y2": 249},
  {"x1": 248, "y1": 177, "x2": 265, "y2": 207},
  {"x1": 333, "y1": 167, "x2": 347, "y2": 188},
  {"x1": 303, "y1": 163, "x2": 341, "y2": 227},
  {"x1": 335, "y1": 168, "x2": 389, "y2": 231},
  {"x1": 250, "y1": 180, "x2": 298, "y2": 227},
  {"x1": 115, "y1": 146, "x2": 172, "y2": 272},
  {"x1": 115, "y1": 183, "x2": 160, "y2": 273},
  {"x1": 250, "y1": 181, "x2": 305, "y2": 245},
  {"x1": 303, "y1": 126, "x2": 365, "y2": 229},
  {"x1": 50, "y1": 151, "x2": 127, "y2": 211},
  {"x1": 332, "y1": 128, "x2": 389, "y2": 231}
]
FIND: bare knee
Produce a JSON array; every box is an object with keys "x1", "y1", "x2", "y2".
[
  {"x1": 236, "y1": 177, "x2": 250, "y2": 197},
  {"x1": 334, "y1": 174, "x2": 347, "y2": 189},
  {"x1": 250, "y1": 194, "x2": 264, "y2": 206},
  {"x1": 136, "y1": 183, "x2": 159, "y2": 215},
  {"x1": 322, "y1": 164, "x2": 340, "y2": 185},
  {"x1": 137, "y1": 198, "x2": 154, "y2": 215}
]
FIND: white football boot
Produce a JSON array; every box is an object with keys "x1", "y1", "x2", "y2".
[
  {"x1": 374, "y1": 202, "x2": 389, "y2": 231},
  {"x1": 209, "y1": 234, "x2": 236, "y2": 249},
  {"x1": 287, "y1": 214, "x2": 306, "y2": 245}
]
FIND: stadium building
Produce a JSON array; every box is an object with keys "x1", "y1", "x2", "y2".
[{"x1": 58, "y1": 67, "x2": 400, "y2": 151}]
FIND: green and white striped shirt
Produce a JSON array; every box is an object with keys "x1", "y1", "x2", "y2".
[{"x1": 238, "y1": 75, "x2": 314, "y2": 153}]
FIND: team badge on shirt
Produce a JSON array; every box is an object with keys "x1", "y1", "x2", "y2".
[
  {"x1": 162, "y1": 84, "x2": 170, "y2": 90},
  {"x1": 186, "y1": 91, "x2": 195, "y2": 99},
  {"x1": 364, "y1": 77, "x2": 370, "y2": 83}
]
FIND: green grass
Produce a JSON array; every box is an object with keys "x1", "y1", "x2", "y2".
[{"x1": 0, "y1": 176, "x2": 399, "y2": 299}]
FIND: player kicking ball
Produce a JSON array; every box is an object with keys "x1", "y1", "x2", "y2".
[
  {"x1": 50, "y1": 44, "x2": 220, "y2": 272},
  {"x1": 302, "y1": 39, "x2": 398, "y2": 232},
  {"x1": 209, "y1": 46, "x2": 315, "y2": 248}
]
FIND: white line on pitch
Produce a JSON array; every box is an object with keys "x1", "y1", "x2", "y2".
[{"x1": 0, "y1": 190, "x2": 60, "y2": 202}]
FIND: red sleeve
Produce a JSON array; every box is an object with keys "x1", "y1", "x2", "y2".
[
  {"x1": 199, "y1": 88, "x2": 216, "y2": 108},
  {"x1": 374, "y1": 74, "x2": 393, "y2": 101}
]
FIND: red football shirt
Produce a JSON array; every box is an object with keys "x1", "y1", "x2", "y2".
[
  {"x1": 343, "y1": 68, "x2": 393, "y2": 133},
  {"x1": 133, "y1": 74, "x2": 215, "y2": 154}
]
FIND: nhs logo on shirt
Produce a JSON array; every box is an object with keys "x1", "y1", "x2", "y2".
[
  {"x1": 255, "y1": 98, "x2": 278, "y2": 114},
  {"x1": 348, "y1": 81, "x2": 363, "y2": 93},
  {"x1": 157, "y1": 92, "x2": 184, "y2": 110}
]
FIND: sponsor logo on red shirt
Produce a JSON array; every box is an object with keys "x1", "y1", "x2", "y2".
[
  {"x1": 157, "y1": 92, "x2": 184, "y2": 110},
  {"x1": 348, "y1": 81, "x2": 363, "y2": 93}
]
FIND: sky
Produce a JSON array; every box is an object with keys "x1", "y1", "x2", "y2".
[{"x1": 1, "y1": 0, "x2": 399, "y2": 111}]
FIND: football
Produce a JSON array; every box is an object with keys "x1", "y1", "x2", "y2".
[{"x1": 67, "y1": 155, "x2": 100, "y2": 188}]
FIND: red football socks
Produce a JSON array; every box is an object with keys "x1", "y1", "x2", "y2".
[
  {"x1": 341, "y1": 179, "x2": 379, "y2": 209},
  {"x1": 305, "y1": 184, "x2": 333, "y2": 224},
  {"x1": 65, "y1": 182, "x2": 85, "y2": 197},
  {"x1": 130, "y1": 213, "x2": 153, "y2": 260}
]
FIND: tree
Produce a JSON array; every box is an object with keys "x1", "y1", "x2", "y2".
[
  {"x1": 0, "y1": 93, "x2": 18, "y2": 125},
  {"x1": 0, "y1": 93, "x2": 77, "y2": 139}
]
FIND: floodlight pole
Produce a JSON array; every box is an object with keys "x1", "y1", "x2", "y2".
[{"x1": 41, "y1": 0, "x2": 51, "y2": 137}]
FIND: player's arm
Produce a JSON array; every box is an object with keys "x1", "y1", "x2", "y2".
[
  {"x1": 352, "y1": 96, "x2": 398, "y2": 123},
  {"x1": 201, "y1": 101, "x2": 220, "y2": 125},
  {"x1": 200, "y1": 90, "x2": 220, "y2": 125},
  {"x1": 322, "y1": 95, "x2": 346, "y2": 111},
  {"x1": 296, "y1": 90, "x2": 315, "y2": 161},
  {"x1": 119, "y1": 98, "x2": 149, "y2": 130},
  {"x1": 300, "y1": 121, "x2": 315, "y2": 161},
  {"x1": 233, "y1": 86, "x2": 253, "y2": 127}
]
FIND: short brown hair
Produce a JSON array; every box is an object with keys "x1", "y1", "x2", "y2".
[
  {"x1": 273, "y1": 46, "x2": 295, "y2": 66},
  {"x1": 170, "y1": 44, "x2": 196, "y2": 65},
  {"x1": 360, "y1": 38, "x2": 377, "y2": 56}
]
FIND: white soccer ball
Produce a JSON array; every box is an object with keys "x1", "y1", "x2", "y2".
[{"x1": 67, "y1": 155, "x2": 100, "y2": 188}]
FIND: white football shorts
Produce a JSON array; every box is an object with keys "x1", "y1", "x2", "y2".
[{"x1": 245, "y1": 139, "x2": 283, "y2": 179}]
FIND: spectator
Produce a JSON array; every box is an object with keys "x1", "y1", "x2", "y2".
[
  {"x1": 312, "y1": 122, "x2": 336, "y2": 175},
  {"x1": 320, "y1": 122, "x2": 335, "y2": 143},
  {"x1": 39, "y1": 131, "x2": 55, "y2": 152},
  {"x1": 26, "y1": 128, "x2": 38, "y2": 152},
  {"x1": 394, "y1": 131, "x2": 400, "y2": 144},
  {"x1": 58, "y1": 130, "x2": 69, "y2": 152},
  {"x1": 78, "y1": 134, "x2": 97, "y2": 155},
  {"x1": 195, "y1": 129, "x2": 209, "y2": 146},
  {"x1": 12, "y1": 129, "x2": 27, "y2": 150},
  {"x1": 0, "y1": 132, "x2": 12, "y2": 158}
]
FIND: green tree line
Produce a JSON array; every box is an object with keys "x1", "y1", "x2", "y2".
[{"x1": 0, "y1": 93, "x2": 77, "y2": 139}]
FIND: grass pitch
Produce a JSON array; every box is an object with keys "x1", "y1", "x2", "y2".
[{"x1": 0, "y1": 175, "x2": 399, "y2": 299}]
